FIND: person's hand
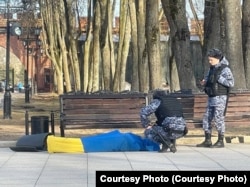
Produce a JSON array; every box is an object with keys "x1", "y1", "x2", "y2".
[
  {"x1": 146, "y1": 124, "x2": 153, "y2": 129},
  {"x1": 200, "y1": 79, "x2": 206, "y2": 86},
  {"x1": 146, "y1": 123, "x2": 154, "y2": 129}
]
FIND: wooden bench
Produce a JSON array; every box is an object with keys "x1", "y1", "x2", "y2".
[
  {"x1": 167, "y1": 91, "x2": 250, "y2": 129},
  {"x1": 59, "y1": 92, "x2": 148, "y2": 137},
  {"x1": 59, "y1": 90, "x2": 250, "y2": 138}
]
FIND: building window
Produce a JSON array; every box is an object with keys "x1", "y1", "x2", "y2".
[{"x1": 44, "y1": 68, "x2": 51, "y2": 88}]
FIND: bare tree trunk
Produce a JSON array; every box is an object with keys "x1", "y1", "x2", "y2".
[
  {"x1": 82, "y1": 0, "x2": 93, "y2": 93},
  {"x1": 60, "y1": 0, "x2": 72, "y2": 93},
  {"x1": 120, "y1": 15, "x2": 131, "y2": 91},
  {"x1": 128, "y1": 0, "x2": 139, "y2": 91},
  {"x1": 92, "y1": 1, "x2": 101, "y2": 92},
  {"x1": 169, "y1": 52, "x2": 180, "y2": 92},
  {"x1": 161, "y1": 0, "x2": 197, "y2": 91},
  {"x1": 242, "y1": 0, "x2": 250, "y2": 89},
  {"x1": 113, "y1": 0, "x2": 131, "y2": 92},
  {"x1": 99, "y1": 0, "x2": 112, "y2": 91},
  {"x1": 109, "y1": 0, "x2": 116, "y2": 82},
  {"x1": 136, "y1": 0, "x2": 149, "y2": 92},
  {"x1": 146, "y1": 0, "x2": 162, "y2": 90},
  {"x1": 223, "y1": 0, "x2": 246, "y2": 90},
  {"x1": 202, "y1": 0, "x2": 223, "y2": 75},
  {"x1": 64, "y1": 0, "x2": 81, "y2": 92}
]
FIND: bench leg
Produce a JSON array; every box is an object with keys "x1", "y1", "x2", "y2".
[
  {"x1": 60, "y1": 123, "x2": 65, "y2": 137},
  {"x1": 225, "y1": 136, "x2": 244, "y2": 143}
]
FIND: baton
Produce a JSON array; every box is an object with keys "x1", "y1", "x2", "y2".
[
  {"x1": 224, "y1": 93, "x2": 229, "y2": 116},
  {"x1": 150, "y1": 126, "x2": 175, "y2": 153}
]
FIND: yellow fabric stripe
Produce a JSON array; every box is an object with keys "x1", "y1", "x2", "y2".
[{"x1": 47, "y1": 136, "x2": 84, "y2": 153}]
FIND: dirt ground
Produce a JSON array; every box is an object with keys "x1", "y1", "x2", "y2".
[
  {"x1": 0, "y1": 92, "x2": 249, "y2": 141},
  {"x1": 0, "y1": 92, "x2": 59, "y2": 141},
  {"x1": 0, "y1": 92, "x2": 146, "y2": 141}
]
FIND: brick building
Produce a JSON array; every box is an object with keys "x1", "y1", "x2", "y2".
[{"x1": 0, "y1": 17, "x2": 52, "y2": 93}]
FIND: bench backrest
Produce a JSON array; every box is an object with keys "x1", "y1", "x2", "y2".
[
  {"x1": 60, "y1": 93, "x2": 148, "y2": 129},
  {"x1": 192, "y1": 92, "x2": 250, "y2": 119},
  {"x1": 159, "y1": 91, "x2": 250, "y2": 127},
  {"x1": 59, "y1": 91, "x2": 250, "y2": 136}
]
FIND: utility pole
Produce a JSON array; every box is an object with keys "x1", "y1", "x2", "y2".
[
  {"x1": 25, "y1": 29, "x2": 30, "y2": 103},
  {"x1": 3, "y1": 0, "x2": 11, "y2": 119},
  {"x1": 1, "y1": 0, "x2": 23, "y2": 119}
]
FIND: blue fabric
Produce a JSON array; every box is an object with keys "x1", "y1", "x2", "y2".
[{"x1": 81, "y1": 130, "x2": 160, "y2": 152}]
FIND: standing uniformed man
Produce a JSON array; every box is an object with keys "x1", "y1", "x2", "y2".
[{"x1": 197, "y1": 48, "x2": 234, "y2": 148}]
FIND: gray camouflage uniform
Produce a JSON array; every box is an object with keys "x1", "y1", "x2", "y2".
[
  {"x1": 203, "y1": 57, "x2": 234, "y2": 135},
  {"x1": 140, "y1": 98, "x2": 186, "y2": 145}
]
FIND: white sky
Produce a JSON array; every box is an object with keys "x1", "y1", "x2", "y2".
[{"x1": 186, "y1": 0, "x2": 204, "y2": 19}]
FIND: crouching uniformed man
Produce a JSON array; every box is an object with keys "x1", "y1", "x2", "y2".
[{"x1": 140, "y1": 90, "x2": 188, "y2": 153}]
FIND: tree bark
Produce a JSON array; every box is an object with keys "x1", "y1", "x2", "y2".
[
  {"x1": 161, "y1": 0, "x2": 197, "y2": 91},
  {"x1": 146, "y1": 0, "x2": 162, "y2": 90},
  {"x1": 128, "y1": 0, "x2": 139, "y2": 91},
  {"x1": 113, "y1": 0, "x2": 131, "y2": 92},
  {"x1": 242, "y1": 0, "x2": 250, "y2": 89},
  {"x1": 223, "y1": 0, "x2": 246, "y2": 90},
  {"x1": 92, "y1": 1, "x2": 101, "y2": 92},
  {"x1": 99, "y1": 0, "x2": 112, "y2": 91},
  {"x1": 136, "y1": 0, "x2": 149, "y2": 92}
]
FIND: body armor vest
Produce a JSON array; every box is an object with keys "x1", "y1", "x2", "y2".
[
  {"x1": 154, "y1": 95, "x2": 183, "y2": 126},
  {"x1": 204, "y1": 64, "x2": 229, "y2": 97}
]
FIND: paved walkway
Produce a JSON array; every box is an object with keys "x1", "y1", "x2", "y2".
[
  {"x1": 0, "y1": 143, "x2": 250, "y2": 186},
  {"x1": 1, "y1": 92, "x2": 250, "y2": 186}
]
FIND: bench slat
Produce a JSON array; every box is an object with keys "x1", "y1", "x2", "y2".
[
  {"x1": 63, "y1": 104, "x2": 144, "y2": 110},
  {"x1": 63, "y1": 108, "x2": 140, "y2": 114},
  {"x1": 64, "y1": 98, "x2": 145, "y2": 106},
  {"x1": 63, "y1": 123, "x2": 142, "y2": 129},
  {"x1": 62, "y1": 113, "x2": 140, "y2": 120}
]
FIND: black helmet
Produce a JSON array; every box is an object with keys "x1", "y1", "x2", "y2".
[
  {"x1": 153, "y1": 89, "x2": 168, "y2": 99},
  {"x1": 207, "y1": 48, "x2": 223, "y2": 60}
]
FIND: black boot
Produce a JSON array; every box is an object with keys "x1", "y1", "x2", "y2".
[
  {"x1": 196, "y1": 132, "x2": 212, "y2": 147},
  {"x1": 169, "y1": 139, "x2": 177, "y2": 153},
  {"x1": 211, "y1": 134, "x2": 224, "y2": 148},
  {"x1": 159, "y1": 143, "x2": 169, "y2": 153}
]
